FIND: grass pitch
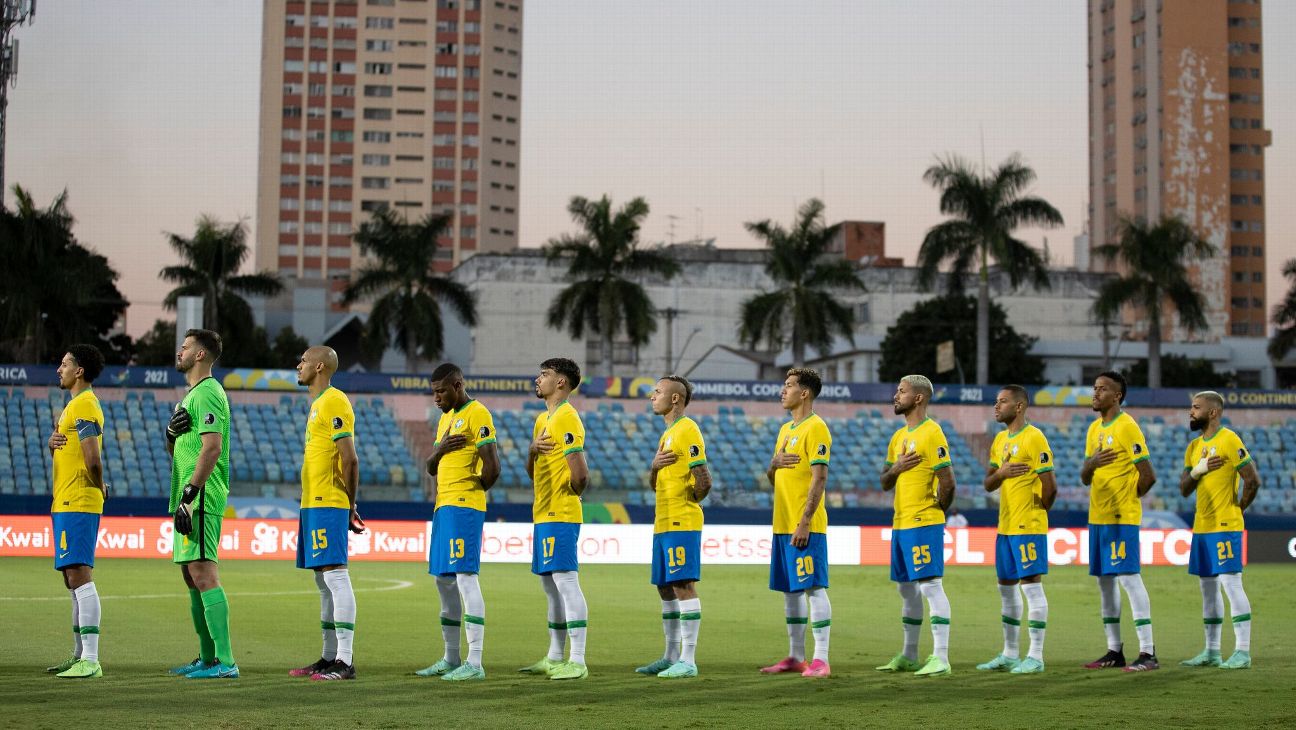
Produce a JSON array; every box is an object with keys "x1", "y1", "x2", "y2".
[{"x1": 1, "y1": 558, "x2": 1293, "y2": 728}]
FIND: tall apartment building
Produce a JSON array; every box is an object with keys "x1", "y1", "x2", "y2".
[
  {"x1": 1087, "y1": 0, "x2": 1270, "y2": 339},
  {"x1": 255, "y1": 0, "x2": 523, "y2": 311}
]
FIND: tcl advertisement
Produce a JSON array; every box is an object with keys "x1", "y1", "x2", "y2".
[{"x1": 0, "y1": 516, "x2": 1245, "y2": 567}]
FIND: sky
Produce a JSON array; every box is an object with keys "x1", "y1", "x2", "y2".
[{"x1": 5, "y1": 1, "x2": 1293, "y2": 339}]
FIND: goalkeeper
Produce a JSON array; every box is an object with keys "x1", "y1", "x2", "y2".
[{"x1": 165, "y1": 329, "x2": 239, "y2": 679}]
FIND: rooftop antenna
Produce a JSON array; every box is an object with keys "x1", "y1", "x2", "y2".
[{"x1": 0, "y1": 0, "x2": 36, "y2": 207}]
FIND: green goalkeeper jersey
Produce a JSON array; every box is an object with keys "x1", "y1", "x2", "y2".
[{"x1": 169, "y1": 376, "x2": 232, "y2": 516}]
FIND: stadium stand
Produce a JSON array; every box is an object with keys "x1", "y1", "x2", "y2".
[{"x1": 4, "y1": 389, "x2": 1294, "y2": 515}]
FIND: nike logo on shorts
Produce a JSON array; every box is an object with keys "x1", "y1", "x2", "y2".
[
  {"x1": 1021, "y1": 562, "x2": 1034, "y2": 569},
  {"x1": 58, "y1": 552, "x2": 69, "y2": 559},
  {"x1": 669, "y1": 567, "x2": 682, "y2": 574},
  {"x1": 312, "y1": 551, "x2": 323, "y2": 558}
]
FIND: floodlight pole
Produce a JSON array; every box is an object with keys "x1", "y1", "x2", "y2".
[{"x1": 0, "y1": 0, "x2": 36, "y2": 208}]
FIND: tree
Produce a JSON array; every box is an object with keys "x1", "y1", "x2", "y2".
[
  {"x1": 272, "y1": 326, "x2": 310, "y2": 367},
  {"x1": 917, "y1": 154, "x2": 1063, "y2": 385},
  {"x1": 738, "y1": 198, "x2": 866, "y2": 367},
  {"x1": 1121, "y1": 354, "x2": 1233, "y2": 389},
  {"x1": 544, "y1": 195, "x2": 681, "y2": 376},
  {"x1": 342, "y1": 208, "x2": 478, "y2": 373},
  {"x1": 1269, "y1": 258, "x2": 1296, "y2": 362},
  {"x1": 160, "y1": 216, "x2": 284, "y2": 351},
  {"x1": 133, "y1": 320, "x2": 177, "y2": 366},
  {"x1": 1091, "y1": 215, "x2": 1215, "y2": 389},
  {"x1": 878, "y1": 295, "x2": 1045, "y2": 385},
  {"x1": 0, "y1": 186, "x2": 128, "y2": 362}
]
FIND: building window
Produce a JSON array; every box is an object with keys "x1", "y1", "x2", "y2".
[
  {"x1": 364, "y1": 62, "x2": 393, "y2": 75},
  {"x1": 395, "y1": 177, "x2": 424, "y2": 185},
  {"x1": 361, "y1": 200, "x2": 388, "y2": 212},
  {"x1": 329, "y1": 200, "x2": 353, "y2": 212},
  {"x1": 364, "y1": 85, "x2": 393, "y2": 97},
  {"x1": 280, "y1": 198, "x2": 299, "y2": 210},
  {"x1": 331, "y1": 130, "x2": 355, "y2": 143},
  {"x1": 362, "y1": 177, "x2": 390, "y2": 189},
  {"x1": 363, "y1": 154, "x2": 391, "y2": 166},
  {"x1": 333, "y1": 85, "x2": 355, "y2": 97},
  {"x1": 435, "y1": 65, "x2": 458, "y2": 78},
  {"x1": 328, "y1": 223, "x2": 351, "y2": 236},
  {"x1": 364, "y1": 108, "x2": 393, "y2": 120},
  {"x1": 334, "y1": 61, "x2": 357, "y2": 74},
  {"x1": 279, "y1": 221, "x2": 299, "y2": 234},
  {"x1": 366, "y1": 39, "x2": 393, "y2": 52},
  {"x1": 330, "y1": 176, "x2": 353, "y2": 187},
  {"x1": 363, "y1": 131, "x2": 392, "y2": 143},
  {"x1": 304, "y1": 199, "x2": 324, "y2": 211},
  {"x1": 330, "y1": 153, "x2": 354, "y2": 165},
  {"x1": 366, "y1": 16, "x2": 394, "y2": 29}
]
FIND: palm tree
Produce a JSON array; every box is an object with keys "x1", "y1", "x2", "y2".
[
  {"x1": 738, "y1": 198, "x2": 866, "y2": 367},
  {"x1": 1091, "y1": 215, "x2": 1216, "y2": 389},
  {"x1": 1267, "y1": 258, "x2": 1296, "y2": 361},
  {"x1": 0, "y1": 186, "x2": 127, "y2": 361},
  {"x1": 544, "y1": 195, "x2": 681, "y2": 377},
  {"x1": 161, "y1": 216, "x2": 284, "y2": 341},
  {"x1": 342, "y1": 208, "x2": 478, "y2": 373},
  {"x1": 917, "y1": 154, "x2": 1063, "y2": 385}
]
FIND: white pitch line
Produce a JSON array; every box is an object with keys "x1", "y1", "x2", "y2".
[{"x1": 0, "y1": 577, "x2": 415, "y2": 602}]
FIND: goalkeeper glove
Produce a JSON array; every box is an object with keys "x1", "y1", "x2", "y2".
[
  {"x1": 167, "y1": 408, "x2": 192, "y2": 444},
  {"x1": 174, "y1": 482, "x2": 201, "y2": 536}
]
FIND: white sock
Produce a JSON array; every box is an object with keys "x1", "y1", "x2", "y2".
[
  {"x1": 661, "y1": 599, "x2": 681, "y2": 662},
  {"x1": 897, "y1": 581, "x2": 922, "y2": 661},
  {"x1": 1199, "y1": 576, "x2": 1223, "y2": 651},
  {"x1": 1117, "y1": 573, "x2": 1153, "y2": 655},
  {"x1": 1219, "y1": 572, "x2": 1252, "y2": 652},
  {"x1": 1097, "y1": 575, "x2": 1123, "y2": 651},
  {"x1": 999, "y1": 584, "x2": 1022, "y2": 659},
  {"x1": 783, "y1": 591, "x2": 808, "y2": 662},
  {"x1": 1021, "y1": 582, "x2": 1048, "y2": 662},
  {"x1": 553, "y1": 571, "x2": 588, "y2": 665},
  {"x1": 315, "y1": 571, "x2": 337, "y2": 661},
  {"x1": 540, "y1": 574, "x2": 566, "y2": 661},
  {"x1": 436, "y1": 575, "x2": 463, "y2": 664},
  {"x1": 324, "y1": 568, "x2": 356, "y2": 665},
  {"x1": 73, "y1": 582, "x2": 101, "y2": 663},
  {"x1": 679, "y1": 597, "x2": 701, "y2": 664},
  {"x1": 458, "y1": 573, "x2": 486, "y2": 667},
  {"x1": 807, "y1": 587, "x2": 831, "y2": 663},
  {"x1": 919, "y1": 578, "x2": 951, "y2": 662},
  {"x1": 69, "y1": 589, "x2": 82, "y2": 659}
]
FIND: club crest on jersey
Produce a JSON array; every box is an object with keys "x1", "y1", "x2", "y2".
[
  {"x1": 1132, "y1": 443, "x2": 1142, "y2": 454},
  {"x1": 1209, "y1": 446, "x2": 1217, "y2": 457},
  {"x1": 936, "y1": 445, "x2": 948, "y2": 459},
  {"x1": 479, "y1": 426, "x2": 490, "y2": 439},
  {"x1": 310, "y1": 409, "x2": 318, "y2": 421},
  {"x1": 689, "y1": 444, "x2": 700, "y2": 458},
  {"x1": 454, "y1": 418, "x2": 465, "y2": 430},
  {"x1": 664, "y1": 437, "x2": 673, "y2": 449},
  {"x1": 332, "y1": 416, "x2": 343, "y2": 429},
  {"x1": 1040, "y1": 452, "x2": 1050, "y2": 464},
  {"x1": 907, "y1": 440, "x2": 917, "y2": 453},
  {"x1": 788, "y1": 436, "x2": 799, "y2": 449},
  {"x1": 1238, "y1": 448, "x2": 1247, "y2": 459},
  {"x1": 1011, "y1": 444, "x2": 1019, "y2": 455},
  {"x1": 1105, "y1": 435, "x2": 1113, "y2": 446},
  {"x1": 564, "y1": 432, "x2": 575, "y2": 445},
  {"x1": 817, "y1": 443, "x2": 827, "y2": 456},
  {"x1": 203, "y1": 412, "x2": 215, "y2": 425}
]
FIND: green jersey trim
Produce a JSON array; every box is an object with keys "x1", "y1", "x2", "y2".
[
  {"x1": 453, "y1": 398, "x2": 475, "y2": 414},
  {"x1": 1131, "y1": 455, "x2": 1150, "y2": 465},
  {"x1": 562, "y1": 446, "x2": 584, "y2": 456},
  {"x1": 906, "y1": 417, "x2": 932, "y2": 433},
  {"x1": 477, "y1": 437, "x2": 497, "y2": 447},
  {"x1": 1034, "y1": 466, "x2": 1055, "y2": 474},
  {"x1": 310, "y1": 386, "x2": 334, "y2": 406},
  {"x1": 687, "y1": 459, "x2": 707, "y2": 468},
  {"x1": 809, "y1": 458, "x2": 829, "y2": 466},
  {"x1": 932, "y1": 460, "x2": 951, "y2": 471},
  {"x1": 331, "y1": 431, "x2": 353, "y2": 441}
]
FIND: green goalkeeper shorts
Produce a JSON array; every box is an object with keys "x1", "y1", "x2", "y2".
[{"x1": 173, "y1": 511, "x2": 224, "y2": 563}]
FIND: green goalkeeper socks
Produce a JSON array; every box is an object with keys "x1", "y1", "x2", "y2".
[
  {"x1": 201, "y1": 587, "x2": 235, "y2": 666},
  {"x1": 189, "y1": 588, "x2": 216, "y2": 664}
]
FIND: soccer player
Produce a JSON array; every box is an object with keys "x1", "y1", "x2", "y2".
[
  {"x1": 45, "y1": 345, "x2": 108, "y2": 678},
  {"x1": 165, "y1": 329, "x2": 239, "y2": 679},
  {"x1": 637, "y1": 375, "x2": 711, "y2": 679},
  {"x1": 289, "y1": 346, "x2": 365, "y2": 681},
  {"x1": 1080, "y1": 371, "x2": 1159, "y2": 672},
  {"x1": 976, "y1": 385, "x2": 1056, "y2": 674},
  {"x1": 416, "y1": 363, "x2": 501, "y2": 682},
  {"x1": 877, "y1": 374, "x2": 956, "y2": 678},
  {"x1": 759, "y1": 368, "x2": 833, "y2": 679},
  {"x1": 518, "y1": 358, "x2": 591, "y2": 681},
  {"x1": 1179, "y1": 390, "x2": 1259, "y2": 670}
]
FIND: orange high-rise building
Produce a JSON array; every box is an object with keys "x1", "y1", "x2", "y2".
[
  {"x1": 1088, "y1": 0, "x2": 1270, "y2": 339},
  {"x1": 255, "y1": 0, "x2": 523, "y2": 308}
]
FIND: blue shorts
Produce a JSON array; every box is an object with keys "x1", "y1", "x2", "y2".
[
  {"x1": 995, "y1": 534, "x2": 1048, "y2": 581},
  {"x1": 651, "y1": 530, "x2": 702, "y2": 586},
  {"x1": 768, "y1": 533, "x2": 828, "y2": 592},
  {"x1": 429, "y1": 506, "x2": 485, "y2": 576},
  {"x1": 1188, "y1": 531, "x2": 1244, "y2": 577},
  {"x1": 1088, "y1": 523, "x2": 1141, "y2": 576},
  {"x1": 296, "y1": 507, "x2": 350, "y2": 569},
  {"x1": 52, "y1": 512, "x2": 99, "y2": 571},
  {"x1": 891, "y1": 524, "x2": 945, "y2": 583},
  {"x1": 532, "y1": 522, "x2": 580, "y2": 575}
]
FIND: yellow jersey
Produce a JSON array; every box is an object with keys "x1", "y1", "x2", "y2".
[
  {"x1": 433, "y1": 399, "x2": 497, "y2": 512},
  {"x1": 988, "y1": 424, "x2": 1053, "y2": 535},
  {"x1": 885, "y1": 417, "x2": 950, "y2": 530},
  {"x1": 300, "y1": 386, "x2": 356, "y2": 509},
  {"x1": 532, "y1": 400, "x2": 585, "y2": 524},
  {"x1": 51, "y1": 388, "x2": 105, "y2": 514},
  {"x1": 654, "y1": 415, "x2": 707, "y2": 533},
  {"x1": 1085, "y1": 411, "x2": 1149, "y2": 525},
  {"x1": 771, "y1": 413, "x2": 831, "y2": 534},
  {"x1": 1183, "y1": 428, "x2": 1250, "y2": 533}
]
